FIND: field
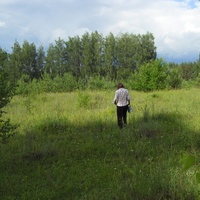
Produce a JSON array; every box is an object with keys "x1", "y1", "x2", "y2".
[{"x1": 1, "y1": 88, "x2": 200, "y2": 200}]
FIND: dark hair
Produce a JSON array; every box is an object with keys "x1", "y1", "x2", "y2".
[{"x1": 117, "y1": 83, "x2": 124, "y2": 89}]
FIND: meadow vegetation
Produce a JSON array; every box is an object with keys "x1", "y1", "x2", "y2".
[{"x1": 1, "y1": 88, "x2": 200, "y2": 199}]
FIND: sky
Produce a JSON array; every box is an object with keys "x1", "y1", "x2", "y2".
[{"x1": 0, "y1": 0, "x2": 200, "y2": 63}]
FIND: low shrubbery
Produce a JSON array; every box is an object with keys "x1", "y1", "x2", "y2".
[
  {"x1": 15, "y1": 73, "x2": 117, "y2": 95},
  {"x1": 14, "y1": 59, "x2": 200, "y2": 95}
]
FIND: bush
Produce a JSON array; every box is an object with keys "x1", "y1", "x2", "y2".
[
  {"x1": 15, "y1": 74, "x2": 32, "y2": 95},
  {"x1": 49, "y1": 73, "x2": 78, "y2": 92},
  {"x1": 166, "y1": 67, "x2": 182, "y2": 89},
  {"x1": 15, "y1": 72, "x2": 78, "y2": 94},
  {"x1": 39, "y1": 72, "x2": 53, "y2": 93},
  {"x1": 62, "y1": 73, "x2": 78, "y2": 92},
  {"x1": 181, "y1": 80, "x2": 196, "y2": 89},
  {"x1": 87, "y1": 76, "x2": 115, "y2": 90},
  {"x1": 195, "y1": 73, "x2": 200, "y2": 88},
  {"x1": 129, "y1": 58, "x2": 168, "y2": 92},
  {"x1": 0, "y1": 69, "x2": 17, "y2": 143}
]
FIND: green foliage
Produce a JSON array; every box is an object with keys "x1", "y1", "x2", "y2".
[
  {"x1": 196, "y1": 173, "x2": 200, "y2": 184},
  {"x1": 180, "y1": 62, "x2": 199, "y2": 81},
  {"x1": 195, "y1": 72, "x2": 200, "y2": 88},
  {"x1": 15, "y1": 74, "x2": 32, "y2": 95},
  {"x1": 116, "y1": 32, "x2": 156, "y2": 75},
  {"x1": 8, "y1": 41, "x2": 22, "y2": 84},
  {"x1": 104, "y1": 33, "x2": 117, "y2": 80},
  {"x1": 166, "y1": 67, "x2": 182, "y2": 89},
  {"x1": 130, "y1": 58, "x2": 168, "y2": 91},
  {"x1": 39, "y1": 71, "x2": 53, "y2": 92},
  {"x1": 66, "y1": 35, "x2": 82, "y2": 78},
  {"x1": 76, "y1": 92, "x2": 91, "y2": 108},
  {"x1": 3, "y1": 31, "x2": 158, "y2": 85},
  {"x1": 0, "y1": 48, "x2": 8, "y2": 68},
  {"x1": 87, "y1": 76, "x2": 115, "y2": 90},
  {"x1": 2, "y1": 31, "x2": 200, "y2": 94},
  {"x1": 21, "y1": 41, "x2": 37, "y2": 79},
  {"x1": 0, "y1": 69, "x2": 17, "y2": 143},
  {"x1": 62, "y1": 73, "x2": 78, "y2": 92},
  {"x1": 15, "y1": 72, "x2": 78, "y2": 94},
  {"x1": 0, "y1": 119, "x2": 17, "y2": 143},
  {"x1": 181, "y1": 80, "x2": 197, "y2": 89},
  {"x1": 181, "y1": 153, "x2": 200, "y2": 186},
  {"x1": 181, "y1": 154, "x2": 196, "y2": 171},
  {"x1": 49, "y1": 73, "x2": 77, "y2": 93}
]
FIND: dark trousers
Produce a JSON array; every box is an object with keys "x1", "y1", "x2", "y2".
[{"x1": 117, "y1": 105, "x2": 128, "y2": 128}]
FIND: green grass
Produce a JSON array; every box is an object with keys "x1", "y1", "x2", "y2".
[{"x1": 1, "y1": 89, "x2": 200, "y2": 200}]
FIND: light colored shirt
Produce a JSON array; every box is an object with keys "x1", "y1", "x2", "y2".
[{"x1": 113, "y1": 88, "x2": 130, "y2": 107}]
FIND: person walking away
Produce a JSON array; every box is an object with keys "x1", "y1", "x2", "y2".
[{"x1": 113, "y1": 83, "x2": 130, "y2": 129}]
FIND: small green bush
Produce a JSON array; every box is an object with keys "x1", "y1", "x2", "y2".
[
  {"x1": 130, "y1": 58, "x2": 168, "y2": 91},
  {"x1": 166, "y1": 67, "x2": 182, "y2": 89},
  {"x1": 87, "y1": 76, "x2": 115, "y2": 90}
]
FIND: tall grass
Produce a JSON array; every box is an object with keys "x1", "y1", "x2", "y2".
[{"x1": 1, "y1": 88, "x2": 200, "y2": 199}]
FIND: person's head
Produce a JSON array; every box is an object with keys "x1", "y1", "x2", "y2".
[{"x1": 117, "y1": 83, "x2": 124, "y2": 89}]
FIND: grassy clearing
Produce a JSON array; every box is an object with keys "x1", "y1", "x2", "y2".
[{"x1": 1, "y1": 89, "x2": 200, "y2": 200}]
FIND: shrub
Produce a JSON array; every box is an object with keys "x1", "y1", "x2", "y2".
[
  {"x1": 87, "y1": 76, "x2": 115, "y2": 90},
  {"x1": 166, "y1": 67, "x2": 182, "y2": 89},
  {"x1": 0, "y1": 69, "x2": 17, "y2": 143},
  {"x1": 129, "y1": 58, "x2": 168, "y2": 91},
  {"x1": 39, "y1": 72, "x2": 53, "y2": 93},
  {"x1": 62, "y1": 73, "x2": 78, "y2": 92},
  {"x1": 181, "y1": 80, "x2": 196, "y2": 89},
  {"x1": 15, "y1": 74, "x2": 31, "y2": 95}
]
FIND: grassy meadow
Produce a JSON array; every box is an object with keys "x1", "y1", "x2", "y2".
[{"x1": 1, "y1": 88, "x2": 200, "y2": 200}]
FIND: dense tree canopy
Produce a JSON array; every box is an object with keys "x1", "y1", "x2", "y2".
[
  {"x1": 0, "y1": 31, "x2": 200, "y2": 92},
  {"x1": 2, "y1": 31, "x2": 156, "y2": 82}
]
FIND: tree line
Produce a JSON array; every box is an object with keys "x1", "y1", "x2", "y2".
[
  {"x1": 0, "y1": 31, "x2": 200, "y2": 94},
  {"x1": 1, "y1": 31, "x2": 155, "y2": 81}
]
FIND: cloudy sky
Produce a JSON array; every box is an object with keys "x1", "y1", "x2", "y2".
[{"x1": 0, "y1": 0, "x2": 200, "y2": 63}]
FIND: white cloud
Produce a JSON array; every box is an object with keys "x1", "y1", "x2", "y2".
[
  {"x1": 0, "y1": 21, "x2": 6, "y2": 27},
  {"x1": 0, "y1": 0, "x2": 200, "y2": 62},
  {"x1": 97, "y1": 0, "x2": 200, "y2": 61}
]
